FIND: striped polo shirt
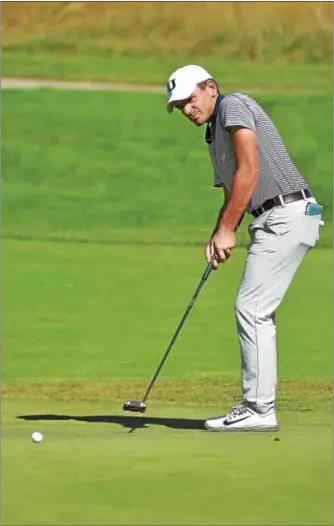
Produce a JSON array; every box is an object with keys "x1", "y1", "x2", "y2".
[{"x1": 205, "y1": 93, "x2": 310, "y2": 213}]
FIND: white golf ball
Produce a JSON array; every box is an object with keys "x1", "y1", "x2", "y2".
[{"x1": 31, "y1": 431, "x2": 43, "y2": 443}]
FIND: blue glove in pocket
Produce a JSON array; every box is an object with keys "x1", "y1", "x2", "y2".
[
  {"x1": 305, "y1": 202, "x2": 323, "y2": 217},
  {"x1": 302, "y1": 202, "x2": 324, "y2": 247}
]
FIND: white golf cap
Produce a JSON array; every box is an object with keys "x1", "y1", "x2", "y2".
[{"x1": 166, "y1": 64, "x2": 213, "y2": 114}]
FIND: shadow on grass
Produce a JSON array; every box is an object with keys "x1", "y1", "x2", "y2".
[{"x1": 17, "y1": 414, "x2": 206, "y2": 431}]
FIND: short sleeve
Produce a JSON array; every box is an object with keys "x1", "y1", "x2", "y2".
[{"x1": 220, "y1": 96, "x2": 256, "y2": 132}]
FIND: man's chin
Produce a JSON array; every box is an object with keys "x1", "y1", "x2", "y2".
[
  {"x1": 192, "y1": 118, "x2": 205, "y2": 127},
  {"x1": 188, "y1": 114, "x2": 205, "y2": 127}
]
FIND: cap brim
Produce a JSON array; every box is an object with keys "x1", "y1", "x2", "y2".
[
  {"x1": 166, "y1": 85, "x2": 196, "y2": 114},
  {"x1": 167, "y1": 101, "x2": 175, "y2": 114}
]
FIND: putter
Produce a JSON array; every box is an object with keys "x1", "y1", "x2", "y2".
[{"x1": 123, "y1": 259, "x2": 214, "y2": 413}]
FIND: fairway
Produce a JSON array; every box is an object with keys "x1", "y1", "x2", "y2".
[
  {"x1": 2, "y1": 89, "x2": 332, "y2": 248},
  {"x1": 2, "y1": 239, "x2": 332, "y2": 525}
]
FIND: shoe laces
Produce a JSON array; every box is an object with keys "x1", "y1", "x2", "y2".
[{"x1": 229, "y1": 404, "x2": 249, "y2": 417}]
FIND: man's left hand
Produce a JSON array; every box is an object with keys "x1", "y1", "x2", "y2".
[{"x1": 211, "y1": 228, "x2": 236, "y2": 263}]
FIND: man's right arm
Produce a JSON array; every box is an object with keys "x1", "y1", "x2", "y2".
[
  {"x1": 205, "y1": 189, "x2": 230, "y2": 267},
  {"x1": 210, "y1": 188, "x2": 230, "y2": 240},
  {"x1": 205, "y1": 188, "x2": 245, "y2": 267}
]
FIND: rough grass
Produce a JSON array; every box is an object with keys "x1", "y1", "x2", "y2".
[
  {"x1": 3, "y1": 378, "x2": 332, "y2": 414},
  {"x1": 3, "y1": 1, "x2": 332, "y2": 63},
  {"x1": 2, "y1": 2, "x2": 332, "y2": 89}
]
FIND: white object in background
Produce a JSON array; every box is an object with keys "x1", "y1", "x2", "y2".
[{"x1": 31, "y1": 432, "x2": 43, "y2": 443}]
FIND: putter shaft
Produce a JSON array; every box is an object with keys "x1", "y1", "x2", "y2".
[
  {"x1": 141, "y1": 260, "x2": 213, "y2": 403},
  {"x1": 123, "y1": 260, "x2": 214, "y2": 413}
]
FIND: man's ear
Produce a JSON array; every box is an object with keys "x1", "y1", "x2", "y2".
[{"x1": 206, "y1": 79, "x2": 218, "y2": 96}]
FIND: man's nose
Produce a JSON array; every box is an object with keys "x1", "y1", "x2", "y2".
[{"x1": 183, "y1": 103, "x2": 192, "y2": 117}]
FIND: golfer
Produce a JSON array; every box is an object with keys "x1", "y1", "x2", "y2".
[{"x1": 166, "y1": 64, "x2": 324, "y2": 432}]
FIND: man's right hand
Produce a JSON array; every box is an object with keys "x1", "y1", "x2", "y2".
[
  {"x1": 205, "y1": 241, "x2": 219, "y2": 270},
  {"x1": 205, "y1": 239, "x2": 232, "y2": 269}
]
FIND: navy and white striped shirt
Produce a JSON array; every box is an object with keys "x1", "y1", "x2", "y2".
[{"x1": 206, "y1": 93, "x2": 310, "y2": 212}]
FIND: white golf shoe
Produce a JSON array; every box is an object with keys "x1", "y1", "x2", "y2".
[{"x1": 204, "y1": 403, "x2": 279, "y2": 432}]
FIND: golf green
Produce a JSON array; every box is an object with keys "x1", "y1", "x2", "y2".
[{"x1": 2, "y1": 240, "x2": 332, "y2": 525}]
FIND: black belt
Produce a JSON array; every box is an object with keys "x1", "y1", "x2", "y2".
[{"x1": 252, "y1": 189, "x2": 313, "y2": 218}]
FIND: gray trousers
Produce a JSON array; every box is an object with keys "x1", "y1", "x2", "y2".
[{"x1": 235, "y1": 198, "x2": 323, "y2": 413}]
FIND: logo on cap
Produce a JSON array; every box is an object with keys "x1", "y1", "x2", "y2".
[{"x1": 167, "y1": 79, "x2": 176, "y2": 93}]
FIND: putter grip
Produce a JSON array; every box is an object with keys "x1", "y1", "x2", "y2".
[{"x1": 202, "y1": 260, "x2": 213, "y2": 281}]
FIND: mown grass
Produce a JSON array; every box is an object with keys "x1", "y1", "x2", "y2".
[
  {"x1": 2, "y1": 52, "x2": 332, "y2": 92},
  {"x1": 3, "y1": 240, "x2": 332, "y2": 393},
  {"x1": 2, "y1": 240, "x2": 332, "y2": 525},
  {"x1": 2, "y1": 398, "x2": 332, "y2": 526},
  {"x1": 2, "y1": 89, "x2": 332, "y2": 248}
]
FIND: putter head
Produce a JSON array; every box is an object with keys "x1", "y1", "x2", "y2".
[{"x1": 123, "y1": 400, "x2": 147, "y2": 413}]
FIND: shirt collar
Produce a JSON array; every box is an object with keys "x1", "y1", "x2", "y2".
[
  {"x1": 205, "y1": 94, "x2": 224, "y2": 144},
  {"x1": 208, "y1": 93, "x2": 224, "y2": 124}
]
